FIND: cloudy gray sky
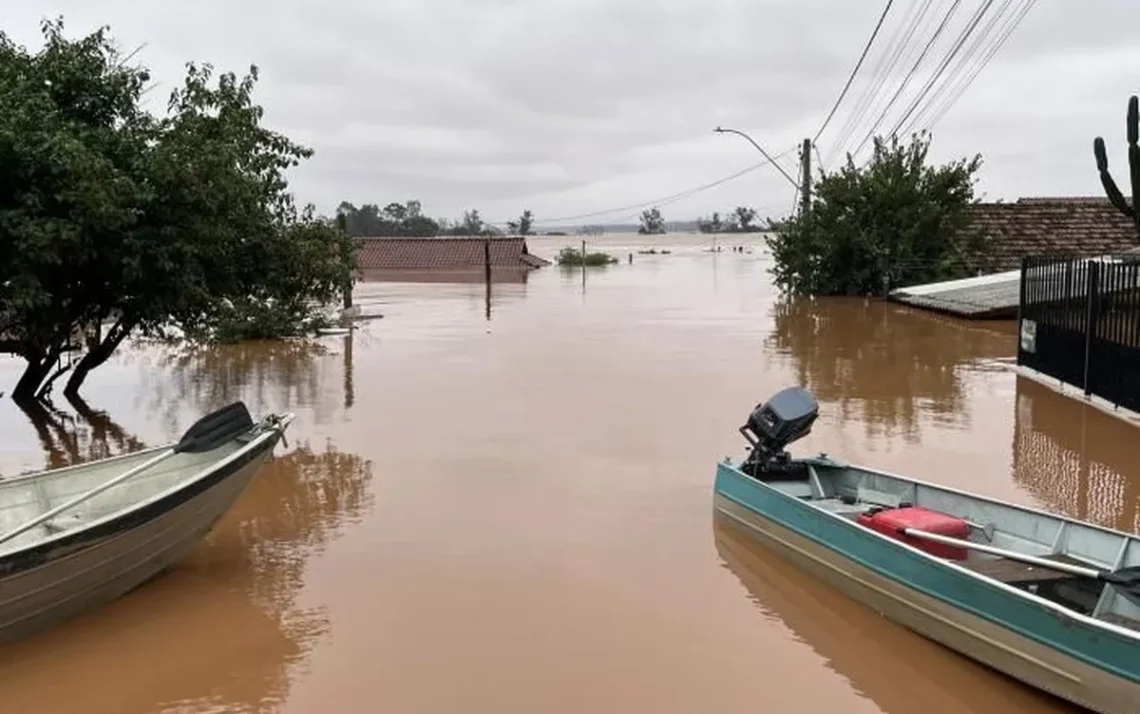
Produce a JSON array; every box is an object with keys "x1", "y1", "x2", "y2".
[{"x1": 8, "y1": 0, "x2": 1140, "y2": 228}]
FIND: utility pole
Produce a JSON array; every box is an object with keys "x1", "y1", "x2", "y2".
[
  {"x1": 800, "y1": 138, "x2": 812, "y2": 217},
  {"x1": 337, "y1": 212, "x2": 353, "y2": 310}
]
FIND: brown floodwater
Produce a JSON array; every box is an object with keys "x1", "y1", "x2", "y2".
[{"x1": 0, "y1": 232, "x2": 1133, "y2": 713}]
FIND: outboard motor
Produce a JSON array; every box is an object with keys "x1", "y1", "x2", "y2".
[{"x1": 739, "y1": 386, "x2": 819, "y2": 479}]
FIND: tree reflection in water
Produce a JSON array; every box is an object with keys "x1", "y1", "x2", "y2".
[
  {"x1": 766, "y1": 296, "x2": 1015, "y2": 444},
  {"x1": 147, "y1": 340, "x2": 329, "y2": 423},
  {"x1": 0, "y1": 399, "x2": 373, "y2": 714},
  {"x1": 129, "y1": 331, "x2": 367, "y2": 434},
  {"x1": 11, "y1": 394, "x2": 147, "y2": 472}
]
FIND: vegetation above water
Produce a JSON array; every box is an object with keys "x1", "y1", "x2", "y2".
[
  {"x1": 1093, "y1": 94, "x2": 1140, "y2": 236},
  {"x1": 0, "y1": 19, "x2": 355, "y2": 403},
  {"x1": 638, "y1": 207, "x2": 666, "y2": 235},
  {"x1": 695, "y1": 206, "x2": 765, "y2": 234},
  {"x1": 765, "y1": 132, "x2": 984, "y2": 297},
  {"x1": 335, "y1": 203, "x2": 538, "y2": 237},
  {"x1": 555, "y1": 248, "x2": 619, "y2": 266}
]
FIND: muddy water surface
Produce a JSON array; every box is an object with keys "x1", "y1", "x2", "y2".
[{"x1": 0, "y1": 233, "x2": 1131, "y2": 713}]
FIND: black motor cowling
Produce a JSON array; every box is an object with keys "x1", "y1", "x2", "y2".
[{"x1": 739, "y1": 386, "x2": 819, "y2": 478}]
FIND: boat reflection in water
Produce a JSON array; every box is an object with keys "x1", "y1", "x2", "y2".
[
  {"x1": 0, "y1": 431, "x2": 374, "y2": 714},
  {"x1": 712, "y1": 516, "x2": 1076, "y2": 714}
]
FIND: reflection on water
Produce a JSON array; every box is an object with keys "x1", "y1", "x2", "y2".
[
  {"x1": 713, "y1": 516, "x2": 1076, "y2": 714},
  {"x1": 767, "y1": 297, "x2": 1015, "y2": 443},
  {"x1": 1013, "y1": 376, "x2": 1140, "y2": 533},
  {"x1": 0, "y1": 424, "x2": 373, "y2": 714},
  {"x1": 134, "y1": 333, "x2": 367, "y2": 434},
  {"x1": 0, "y1": 232, "x2": 1121, "y2": 714},
  {"x1": 149, "y1": 340, "x2": 331, "y2": 414},
  {"x1": 0, "y1": 341, "x2": 372, "y2": 714},
  {"x1": 9, "y1": 394, "x2": 147, "y2": 472}
]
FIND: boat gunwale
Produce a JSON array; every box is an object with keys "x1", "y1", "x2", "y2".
[
  {"x1": 0, "y1": 413, "x2": 295, "y2": 561},
  {"x1": 716, "y1": 457, "x2": 1140, "y2": 647},
  {"x1": 3, "y1": 443, "x2": 174, "y2": 484}
]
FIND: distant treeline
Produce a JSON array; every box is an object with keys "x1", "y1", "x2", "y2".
[
  {"x1": 695, "y1": 206, "x2": 771, "y2": 234},
  {"x1": 337, "y1": 200, "x2": 781, "y2": 239},
  {"x1": 337, "y1": 201, "x2": 537, "y2": 238}
]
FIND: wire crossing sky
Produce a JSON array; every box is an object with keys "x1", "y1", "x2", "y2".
[{"x1": 7, "y1": 0, "x2": 1137, "y2": 225}]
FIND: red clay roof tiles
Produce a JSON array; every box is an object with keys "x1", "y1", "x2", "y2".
[
  {"x1": 354, "y1": 236, "x2": 551, "y2": 272},
  {"x1": 965, "y1": 197, "x2": 1139, "y2": 273}
]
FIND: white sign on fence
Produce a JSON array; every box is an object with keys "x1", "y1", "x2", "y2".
[{"x1": 1019, "y1": 318, "x2": 1037, "y2": 354}]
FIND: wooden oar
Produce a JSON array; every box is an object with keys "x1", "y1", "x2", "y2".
[
  {"x1": 0, "y1": 401, "x2": 257, "y2": 548},
  {"x1": 901, "y1": 526, "x2": 1140, "y2": 607}
]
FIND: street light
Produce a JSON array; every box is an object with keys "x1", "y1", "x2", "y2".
[{"x1": 714, "y1": 126, "x2": 801, "y2": 190}]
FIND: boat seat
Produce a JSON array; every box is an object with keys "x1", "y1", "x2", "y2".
[
  {"x1": 814, "y1": 498, "x2": 875, "y2": 519},
  {"x1": 959, "y1": 554, "x2": 1087, "y2": 585},
  {"x1": 771, "y1": 481, "x2": 814, "y2": 499}
]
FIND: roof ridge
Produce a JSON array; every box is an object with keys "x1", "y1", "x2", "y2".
[{"x1": 355, "y1": 235, "x2": 526, "y2": 241}]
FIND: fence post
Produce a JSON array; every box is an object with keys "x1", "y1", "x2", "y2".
[
  {"x1": 1016, "y1": 256, "x2": 1028, "y2": 364},
  {"x1": 1083, "y1": 259, "x2": 1099, "y2": 396}
]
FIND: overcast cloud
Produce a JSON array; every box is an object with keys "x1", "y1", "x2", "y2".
[{"x1": 7, "y1": 0, "x2": 1140, "y2": 228}]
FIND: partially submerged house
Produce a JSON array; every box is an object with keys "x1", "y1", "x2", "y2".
[
  {"x1": 354, "y1": 236, "x2": 551, "y2": 284},
  {"x1": 889, "y1": 197, "x2": 1140, "y2": 320}
]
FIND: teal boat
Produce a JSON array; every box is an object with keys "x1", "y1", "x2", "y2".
[{"x1": 714, "y1": 386, "x2": 1140, "y2": 714}]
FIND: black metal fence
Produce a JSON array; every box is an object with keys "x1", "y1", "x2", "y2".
[{"x1": 1018, "y1": 254, "x2": 1140, "y2": 412}]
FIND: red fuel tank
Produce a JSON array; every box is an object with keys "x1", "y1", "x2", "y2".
[{"x1": 857, "y1": 506, "x2": 969, "y2": 560}]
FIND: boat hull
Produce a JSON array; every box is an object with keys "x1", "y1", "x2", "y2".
[
  {"x1": 714, "y1": 467, "x2": 1139, "y2": 714},
  {"x1": 0, "y1": 436, "x2": 279, "y2": 644}
]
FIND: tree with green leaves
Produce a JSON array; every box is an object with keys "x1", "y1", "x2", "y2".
[
  {"x1": 0, "y1": 19, "x2": 354, "y2": 402},
  {"x1": 507, "y1": 209, "x2": 534, "y2": 236},
  {"x1": 697, "y1": 212, "x2": 724, "y2": 234},
  {"x1": 638, "y1": 207, "x2": 665, "y2": 235},
  {"x1": 698, "y1": 206, "x2": 761, "y2": 233},
  {"x1": 765, "y1": 132, "x2": 983, "y2": 297},
  {"x1": 731, "y1": 206, "x2": 758, "y2": 232},
  {"x1": 336, "y1": 200, "x2": 440, "y2": 237}
]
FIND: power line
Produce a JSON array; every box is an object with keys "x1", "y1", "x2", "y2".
[
  {"x1": 812, "y1": 0, "x2": 897, "y2": 144},
  {"x1": 848, "y1": 0, "x2": 966, "y2": 160},
  {"x1": 885, "y1": 0, "x2": 1001, "y2": 139},
  {"x1": 896, "y1": 0, "x2": 1021, "y2": 137},
  {"x1": 825, "y1": 0, "x2": 936, "y2": 167},
  {"x1": 487, "y1": 145, "x2": 799, "y2": 227},
  {"x1": 917, "y1": 0, "x2": 1038, "y2": 132},
  {"x1": 848, "y1": 0, "x2": 1036, "y2": 170}
]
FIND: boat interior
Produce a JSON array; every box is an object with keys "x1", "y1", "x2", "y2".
[
  {"x1": 0, "y1": 439, "x2": 249, "y2": 555},
  {"x1": 755, "y1": 460, "x2": 1140, "y2": 635}
]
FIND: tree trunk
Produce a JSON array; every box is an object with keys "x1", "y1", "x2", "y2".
[
  {"x1": 11, "y1": 350, "x2": 55, "y2": 403},
  {"x1": 62, "y1": 318, "x2": 134, "y2": 399}
]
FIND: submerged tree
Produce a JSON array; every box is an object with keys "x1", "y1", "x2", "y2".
[
  {"x1": 766, "y1": 132, "x2": 984, "y2": 297},
  {"x1": 507, "y1": 209, "x2": 534, "y2": 236},
  {"x1": 336, "y1": 199, "x2": 441, "y2": 237},
  {"x1": 0, "y1": 19, "x2": 354, "y2": 402},
  {"x1": 638, "y1": 207, "x2": 665, "y2": 235}
]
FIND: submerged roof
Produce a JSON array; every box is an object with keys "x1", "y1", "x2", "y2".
[
  {"x1": 890, "y1": 269, "x2": 1022, "y2": 319},
  {"x1": 354, "y1": 236, "x2": 551, "y2": 272}
]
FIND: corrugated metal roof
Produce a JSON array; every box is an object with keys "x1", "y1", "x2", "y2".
[
  {"x1": 890, "y1": 270, "x2": 1021, "y2": 319},
  {"x1": 890, "y1": 251, "x2": 1140, "y2": 320}
]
